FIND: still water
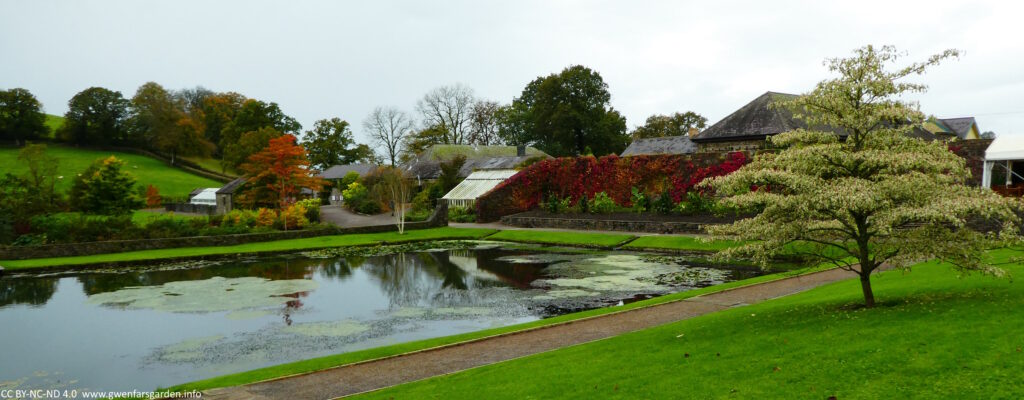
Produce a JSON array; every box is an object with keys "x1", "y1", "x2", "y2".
[{"x1": 0, "y1": 241, "x2": 762, "y2": 391}]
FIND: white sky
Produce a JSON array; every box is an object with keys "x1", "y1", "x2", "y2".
[{"x1": 2, "y1": 0, "x2": 1023, "y2": 145}]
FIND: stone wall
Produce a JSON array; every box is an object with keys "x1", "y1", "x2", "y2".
[
  {"x1": 501, "y1": 214, "x2": 713, "y2": 234},
  {"x1": 0, "y1": 204, "x2": 448, "y2": 261},
  {"x1": 164, "y1": 203, "x2": 218, "y2": 215}
]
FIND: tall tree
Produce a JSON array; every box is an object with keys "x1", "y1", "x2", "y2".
[
  {"x1": 400, "y1": 125, "x2": 448, "y2": 164},
  {"x1": 503, "y1": 65, "x2": 628, "y2": 156},
  {"x1": 704, "y1": 45, "x2": 1020, "y2": 308},
  {"x1": 416, "y1": 83, "x2": 475, "y2": 145},
  {"x1": 630, "y1": 111, "x2": 707, "y2": 139},
  {"x1": 199, "y1": 92, "x2": 247, "y2": 156},
  {"x1": 220, "y1": 100, "x2": 300, "y2": 151},
  {"x1": 0, "y1": 88, "x2": 48, "y2": 145},
  {"x1": 301, "y1": 117, "x2": 375, "y2": 170},
  {"x1": 468, "y1": 100, "x2": 503, "y2": 145},
  {"x1": 58, "y1": 87, "x2": 131, "y2": 146},
  {"x1": 17, "y1": 143, "x2": 60, "y2": 212},
  {"x1": 224, "y1": 126, "x2": 282, "y2": 169},
  {"x1": 363, "y1": 106, "x2": 413, "y2": 167},
  {"x1": 239, "y1": 134, "x2": 325, "y2": 210},
  {"x1": 128, "y1": 82, "x2": 211, "y2": 163}
]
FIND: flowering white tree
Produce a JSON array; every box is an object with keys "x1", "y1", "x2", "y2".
[{"x1": 704, "y1": 45, "x2": 1020, "y2": 307}]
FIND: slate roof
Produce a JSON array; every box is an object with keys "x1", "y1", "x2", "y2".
[
  {"x1": 938, "y1": 117, "x2": 977, "y2": 140},
  {"x1": 695, "y1": 91, "x2": 937, "y2": 143},
  {"x1": 215, "y1": 177, "x2": 248, "y2": 195},
  {"x1": 620, "y1": 135, "x2": 697, "y2": 156},
  {"x1": 319, "y1": 163, "x2": 378, "y2": 180}
]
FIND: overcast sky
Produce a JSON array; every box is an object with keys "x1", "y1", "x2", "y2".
[{"x1": 2, "y1": 0, "x2": 1023, "y2": 145}]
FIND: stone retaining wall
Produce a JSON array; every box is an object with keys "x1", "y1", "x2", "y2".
[
  {"x1": 500, "y1": 213, "x2": 713, "y2": 234},
  {"x1": 0, "y1": 204, "x2": 447, "y2": 260}
]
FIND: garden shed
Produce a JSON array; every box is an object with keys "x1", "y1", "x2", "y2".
[
  {"x1": 982, "y1": 134, "x2": 1024, "y2": 193},
  {"x1": 442, "y1": 169, "x2": 519, "y2": 208}
]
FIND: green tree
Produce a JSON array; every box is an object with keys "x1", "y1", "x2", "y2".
[
  {"x1": 0, "y1": 174, "x2": 31, "y2": 243},
  {"x1": 70, "y1": 156, "x2": 144, "y2": 215},
  {"x1": 502, "y1": 65, "x2": 628, "y2": 156},
  {"x1": 224, "y1": 126, "x2": 282, "y2": 169},
  {"x1": 199, "y1": 91, "x2": 247, "y2": 157},
  {"x1": 400, "y1": 125, "x2": 448, "y2": 163},
  {"x1": 630, "y1": 111, "x2": 707, "y2": 139},
  {"x1": 59, "y1": 87, "x2": 131, "y2": 146},
  {"x1": 219, "y1": 99, "x2": 300, "y2": 169},
  {"x1": 17, "y1": 143, "x2": 60, "y2": 212},
  {"x1": 0, "y1": 88, "x2": 48, "y2": 145},
  {"x1": 704, "y1": 45, "x2": 1020, "y2": 308},
  {"x1": 301, "y1": 117, "x2": 375, "y2": 170},
  {"x1": 128, "y1": 82, "x2": 212, "y2": 163}
]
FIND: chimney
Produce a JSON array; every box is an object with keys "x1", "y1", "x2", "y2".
[
  {"x1": 516, "y1": 145, "x2": 526, "y2": 157},
  {"x1": 688, "y1": 128, "x2": 699, "y2": 137}
]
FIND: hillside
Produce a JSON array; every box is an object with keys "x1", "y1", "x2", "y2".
[
  {"x1": 44, "y1": 114, "x2": 64, "y2": 138},
  {"x1": 0, "y1": 144, "x2": 222, "y2": 198}
]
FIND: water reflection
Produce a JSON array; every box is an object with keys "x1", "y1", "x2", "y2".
[{"x1": 0, "y1": 277, "x2": 57, "y2": 307}]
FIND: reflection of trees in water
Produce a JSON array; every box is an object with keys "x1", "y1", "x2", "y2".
[
  {"x1": 0, "y1": 277, "x2": 58, "y2": 307},
  {"x1": 76, "y1": 258, "x2": 324, "y2": 296},
  {"x1": 318, "y1": 259, "x2": 354, "y2": 280},
  {"x1": 358, "y1": 249, "x2": 550, "y2": 308}
]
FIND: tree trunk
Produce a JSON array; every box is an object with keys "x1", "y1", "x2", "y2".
[{"x1": 859, "y1": 272, "x2": 875, "y2": 308}]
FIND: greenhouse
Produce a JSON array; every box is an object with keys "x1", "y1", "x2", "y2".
[{"x1": 441, "y1": 169, "x2": 518, "y2": 208}]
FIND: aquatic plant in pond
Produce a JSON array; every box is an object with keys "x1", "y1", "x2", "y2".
[{"x1": 87, "y1": 276, "x2": 319, "y2": 313}]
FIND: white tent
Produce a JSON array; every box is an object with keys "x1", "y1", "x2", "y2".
[
  {"x1": 982, "y1": 135, "x2": 1024, "y2": 188},
  {"x1": 441, "y1": 169, "x2": 519, "y2": 208},
  {"x1": 189, "y1": 188, "x2": 219, "y2": 206}
]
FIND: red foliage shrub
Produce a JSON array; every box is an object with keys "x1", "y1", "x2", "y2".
[{"x1": 476, "y1": 152, "x2": 749, "y2": 222}]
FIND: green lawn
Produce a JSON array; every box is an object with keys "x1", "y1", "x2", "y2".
[
  {"x1": 130, "y1": 209, "x2": 205, "y2": 225},
  {"x1": 164, "y1": 262, "x2": 826, "y2": 392},
  {"x1": 355, "y1": 249, "x2": 1024, "y2": 399},
  {"x1": 0, "y1": 144, "x2": 221, "y2": 198},
  {"x1": 623, "y1": 235, "x2": 740, "y2": 252},
  {"x1": 487, "y1": 230, "x2": 636, "y2": 248},
  {"x1": 0, "y1": 227, "x2": 497, "y2": 269}
]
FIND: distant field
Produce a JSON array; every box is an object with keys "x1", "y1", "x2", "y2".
[
  {"x1": 181, "y1": 155, "x2": 240, "y2": 177},
  {"x1": 0, "y1": 144, "x2": 222, "y2": 198},
  {"x1": 44, "y1": 114, "x2": 64, "y2": 139}
]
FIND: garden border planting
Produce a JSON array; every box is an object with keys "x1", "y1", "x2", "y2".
[{"x1": 0, "y1": 204, "x2": 448, "y2": 262}]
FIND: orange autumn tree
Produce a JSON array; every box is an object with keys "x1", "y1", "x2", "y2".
[{"x1": 238, "y1": 134, "x2": 325, "y2": 210}]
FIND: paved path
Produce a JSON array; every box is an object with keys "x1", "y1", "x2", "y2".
[
  {"x1": 319, "y1": 205, "x2": 396, "y2": 228},
  {"x1": 202, "y1": 266, "x2": 859, "y2": 400}
]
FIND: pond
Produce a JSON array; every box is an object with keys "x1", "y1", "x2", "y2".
[{"x1": 0, "y1": 241, "x2": 764, "y2": 391}]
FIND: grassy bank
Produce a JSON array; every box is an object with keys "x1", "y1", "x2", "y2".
[
  {"x1": 355, "y1": 248, "x2": 1024, "y2": 399},
  {"x1": 0, "y1": 227, "x2": 497, "y2": 270},
  {"x1": 487, "y1": 230, "x2": 636, "y2": 248},
  {"x1": 0, "y1": 144, "x2": 221, "y2": 197},
  {"x1": 623, "y1": 235, "x2": 740, "y2": 252},
  {"x1": 164, "y1": 262, "x2": 827, "y2": 392}
]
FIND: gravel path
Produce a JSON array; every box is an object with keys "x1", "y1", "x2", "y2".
[
  {"x1": 319, "y1": 205, "x2": 396, "y2": 228},
  {"x1": 202, "y1": 267, "x2": 858, "y2": 400}
]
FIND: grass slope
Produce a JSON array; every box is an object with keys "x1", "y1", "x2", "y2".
[
  {"x1": 0, "y1": 144, "x2": 221, "y2": 197},
  {"x1": 0, "y1": 227, "x2": 497, "y2": 269},
  {"x1": 487, "y1": 230, "x2": 635, "y2": 248},
  {"x1": 44, "y1": 114, "x2": 64, "y2": 138},
  {"x1": 356, "y1": 249, "x2": 1024, "y2": 399},
  {"x1": 164, "y1": 263, "x2": 826, "y2": 392}
]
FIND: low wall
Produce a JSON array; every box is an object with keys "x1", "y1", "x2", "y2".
[
  {"x1": 164, "y1": 203, "x2": 218, "y2": 215},
  {"x1": 0, "y1": 204, "x2": 448, "y2": 261},
  {"x1": 500, "y1": 213, "x2": 714, "y2": 234}
]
